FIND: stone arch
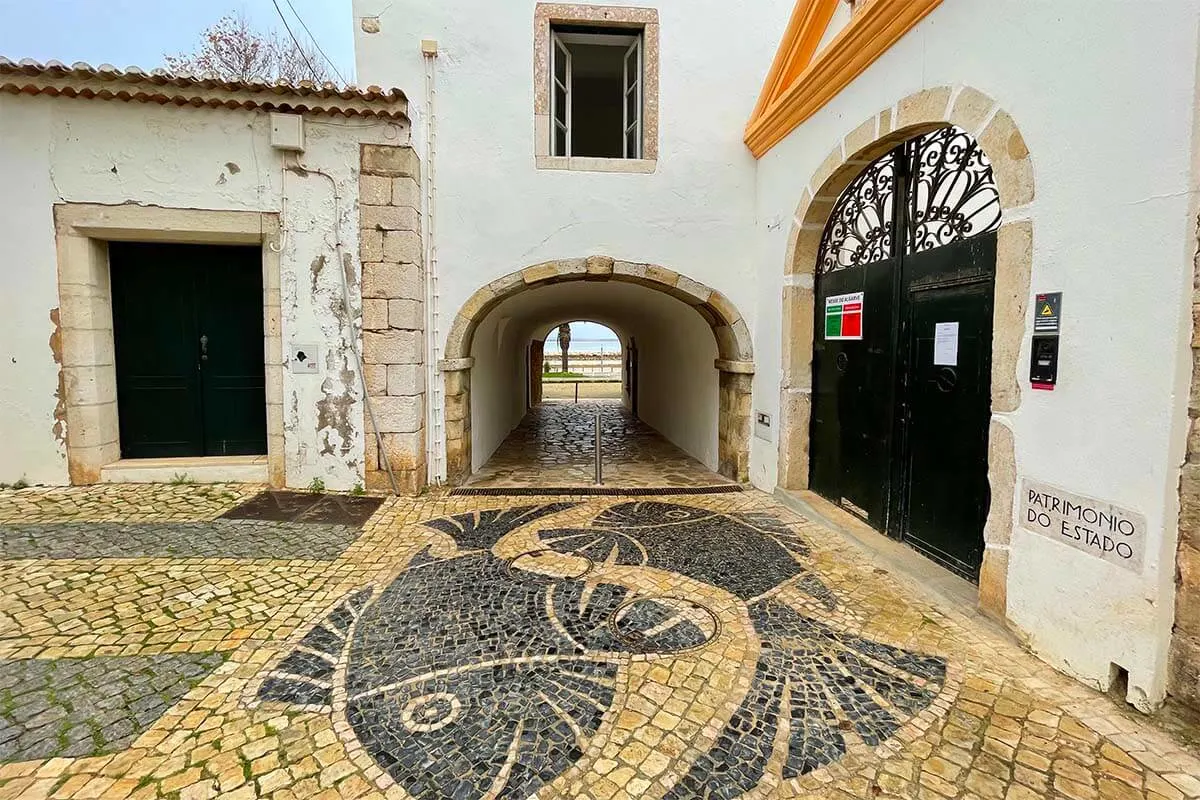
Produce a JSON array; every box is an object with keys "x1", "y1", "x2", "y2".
[
  {"x1": 440, "y1": 255, "x2": 755, "y2": 484},
  {"x1": 778, "y1": 85, "x2": 1034, "y2": 621}
]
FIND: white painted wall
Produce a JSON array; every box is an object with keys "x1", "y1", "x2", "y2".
[
  {"x1": 468, "y1": 307, "x2": 527, "y2": 469},
  {"x1": 751, "y1": 0, "x2": 1200, "y2": 707},
  {"x1": 0, "y1": 95, "x2": 406, "y2": 490},
  {"x1": 813, "y1": 1, "x2": 852, "y2": 58},
  {"x1": 468, "y1": 281, "x2": 718, "y2": 471},
  {"x1": 355, "y1": 0, "x2": 793, "y2": 473},
  {"x1": 627, "y1": 289, "x2": 719, "y2": 469}
]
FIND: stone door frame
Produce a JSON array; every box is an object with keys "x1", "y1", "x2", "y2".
[
  {"x1": 777, "y1": 86, "x2": 1035, "y2": 619},
  {"x1": 53, "y1": 203, "x2": 286, "y2": 486},
  {"x1": 439, "y1": 256, "x2": 755, "y2": 484}
]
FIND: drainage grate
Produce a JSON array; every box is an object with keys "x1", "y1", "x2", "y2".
[
  {"x1": 221, "y1": 491, "x2": 383, "y2": 527},
  {"x1": 448, "y1": 485, "x2": 744, "y2": 497}
]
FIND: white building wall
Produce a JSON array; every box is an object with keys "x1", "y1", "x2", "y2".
[
  {"x1": 468, "y1": 309, "x2": 527, "y2": 470},
  {"x1": 0, "y1": 95, "x2": 404, "y2": 490},
  {"x1": 752, "y1": 0, "x2": 1200, "y2": 707},
  {"x1": 354, "y1": 0, "x2": 792, "y2": 470}
]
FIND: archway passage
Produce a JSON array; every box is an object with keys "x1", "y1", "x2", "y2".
[
  {"x1": 474, "y1": 320, "x2": 700, "y2": 488},
  {"x1": 440, "y1": 257, "x2": 754, "y2": 488},
  {"x1": 810, "y1": 125, "x2": 1001, "y2": 580}
]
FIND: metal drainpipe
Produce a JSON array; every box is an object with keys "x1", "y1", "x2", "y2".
[{"x1": 422, "y1": 39, "x2": 447, "y2": 484}]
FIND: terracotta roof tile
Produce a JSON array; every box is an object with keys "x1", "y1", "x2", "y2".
[{"x1": 0, "y1": 57, "x2": 408, "y2": 121}]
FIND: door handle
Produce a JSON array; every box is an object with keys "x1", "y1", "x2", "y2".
[{"x1": 199, "y1": 334, "x2": 209, "y2": 362}]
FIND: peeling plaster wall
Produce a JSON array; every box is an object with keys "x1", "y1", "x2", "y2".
[
  {"x1": 752, "y1": 1, "x2": 1200, "y2": 707},
  {"x1": 0, "y1": 94, "x2": 409, "y2": 490},
  {"x1": 0, "y1": 98, "x2": 62, "y2": 484}
]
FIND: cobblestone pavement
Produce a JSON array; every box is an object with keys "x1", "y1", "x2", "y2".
[
  {"x1": 468, "y1": 401, "x2": 731, "y2": 489},
  {"x1": 0, "y1": 483, "x2": 1198, "y2": 800}
]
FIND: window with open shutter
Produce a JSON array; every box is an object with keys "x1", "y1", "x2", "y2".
[
  {"x1": 548, "y1": 26, "x2": 643, "y2": 160},
  {"x1": 622, "y1": 37, "x2": 641, "y2": 158},
  {"x1": 551, "y1": 31, "x2": 572, "y2": 157}
]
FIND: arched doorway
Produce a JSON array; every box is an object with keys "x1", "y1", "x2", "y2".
[
  {"x1": 439, "y1": 256, "x2": 754, "y2": 485},
  {"x1": 810, "y1": 125, "x2": 1002, "y2": 580},
  {"x1": 532, "y1": 321, "x2": 624, "y2": 405}
]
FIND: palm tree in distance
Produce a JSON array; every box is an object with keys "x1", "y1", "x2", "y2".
[{"x1": 556, "y1": 324, "x2": 571, "y2": 373}]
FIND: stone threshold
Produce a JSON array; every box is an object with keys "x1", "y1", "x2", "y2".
[
  {"x1": 774, "y1": 487, "x2": 999, "y2": 627},
  {"x1": 450, "y1": 485, "x2": 743, "y2": 497},
  {"x1": 100, "y1": 455, "x2": 268, "y2": 484}
]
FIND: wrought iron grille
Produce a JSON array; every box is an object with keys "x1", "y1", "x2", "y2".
[
  {"x1": 905, "y1": 126, "x2": 1002, "y2": 253},
  {"x1": 816, "y1": 150, "x2": 895, "y2": 274},
  {"x1": 816, "y1": 126, "x2": 1001, "y2": 273}
]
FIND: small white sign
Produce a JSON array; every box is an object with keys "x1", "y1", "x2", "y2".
[
  {"x1": 754, "y1": 411, "x2": 772, "y2": 442},
  {"x1": 933, "y1": 322, "x2": 959, "y2": 366},
  {"x1": 290, "y1": 344, "x2": 320, "y2": 374},
  {"x1": 1019, "y1": 479, "x2": 1146, "y2": 572}
]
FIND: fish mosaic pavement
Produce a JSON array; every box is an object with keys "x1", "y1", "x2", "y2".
[{"x1": 0, "y1": 484, "x2": 1197, "y2": 799}]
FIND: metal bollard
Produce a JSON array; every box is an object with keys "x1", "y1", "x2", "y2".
[
  {"x1": 575, "y1": 381, "x2": 579, "y2": 403},
  {"x1": 593, "y1": 412, "x2": 603, "y2": 485}
]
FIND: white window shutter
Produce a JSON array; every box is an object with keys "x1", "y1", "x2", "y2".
[
  {"x1": 551, "y1": 32, "x2": 572, "y2": 157},
  {"x1": 622, "y1": 36, "x2": 642, "y2": 159}
]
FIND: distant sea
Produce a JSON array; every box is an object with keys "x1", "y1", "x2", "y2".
[{"x1": 562, "y1": 338, "x2": 619, "y2": 353}]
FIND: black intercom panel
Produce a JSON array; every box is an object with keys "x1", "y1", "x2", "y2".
[
  {"x1": 1030, "y1": 291, "x2": 1062, "y2": 391},
  {"x1": 1030, "y1": 335, "x2": 1059, "y2": 390}
]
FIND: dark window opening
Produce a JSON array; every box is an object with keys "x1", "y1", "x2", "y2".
[{"x1": 550, "y1": 25, "x2": 642, "y2": 159}]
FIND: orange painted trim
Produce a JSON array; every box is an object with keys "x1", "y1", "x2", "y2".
[
  {"x1": 748, "y1": 0, "x2": 840, "y2": 124},
  {"x1": 745, "y1": 0, "x2": 945, "y2": 158}
]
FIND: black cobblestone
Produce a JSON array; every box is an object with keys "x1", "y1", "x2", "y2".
[
  {"x1": 0, "y1": 519, "x2": 363, "y2": 560},
  {"x1": 260, "y1": 502, "x2": 946, "y2": 800},
  {"x1": 0, "y1": 653, "x2": 224, "y2": 762}
]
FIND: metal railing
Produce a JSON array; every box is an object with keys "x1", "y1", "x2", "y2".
[{"x1": 541, "y1": 376, "x2": 621, "y2": 403}]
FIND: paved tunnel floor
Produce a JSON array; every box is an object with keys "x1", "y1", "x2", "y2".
[
  {"x1": 466, "y1": 400, "x2": 733, "y2": 489},
  {"x1": 1, "y1": 484, "x2": 1198, "y2": 799}
]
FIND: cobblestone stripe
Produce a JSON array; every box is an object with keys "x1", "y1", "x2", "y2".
[
  {"x1": 1, "y1": 520, "x2": 362, "y2": 561},
  {"x1": 0, "y1": 653, "x2": 224, "y2": 763}
]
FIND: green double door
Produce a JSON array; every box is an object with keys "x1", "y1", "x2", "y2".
[{"x1": 110, "y1": 243, "x2": 267, "y2": 459}]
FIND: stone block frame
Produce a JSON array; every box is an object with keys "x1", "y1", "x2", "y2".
[
  {"x1": 533, "y1": 3, "x2": 660, "y2": 173},
  {"x1": 358, "y1": 143, "x2": 427, "y2": 495},
  {"x1": 52, "y1": 204, "x2": 286, "y2": 486},
  {"x1": 439, "y1": 255, "x2": 754, "y2": 485},
  {"x1": 777, "y1": 85, "x2": 1035, "y2": 621},
  {"x1": 1169, "y1": 210, "x2": 1200, "y2": 707}
]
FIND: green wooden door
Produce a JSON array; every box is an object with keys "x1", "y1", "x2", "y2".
[
  {"x1": 110, "y1": 243, "x2": 267, "y2": 459},
  {"x1": 196, "y1": 250, "x2": 269, "y2": 455}
]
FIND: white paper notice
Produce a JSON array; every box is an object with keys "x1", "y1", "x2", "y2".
[{"x1": 933, "y1": 322, "x2": 959, "y2": 366}]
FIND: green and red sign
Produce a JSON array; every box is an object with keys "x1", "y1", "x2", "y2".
[{"x1": 824, "y1": 292, "x2": 863, "y2": 340}]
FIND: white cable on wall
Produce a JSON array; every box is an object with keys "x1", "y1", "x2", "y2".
[{"x1": 422, "y1": 40, "x2": 446, "y2": 484}]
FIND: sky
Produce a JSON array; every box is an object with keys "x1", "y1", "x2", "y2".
[
  {"x1": 0, "y1": 0, "x2": 357, "y2": 81},
  {"x1": 541, "y1": 322, "x2": 621, "y2": 353}
]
